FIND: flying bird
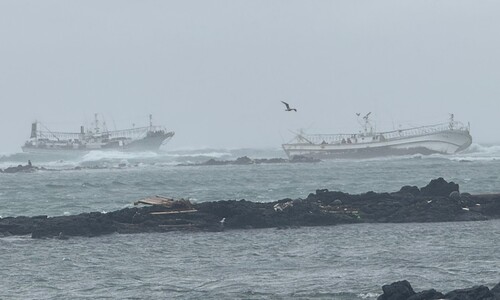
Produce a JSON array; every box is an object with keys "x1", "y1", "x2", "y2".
[{"x1": 281, "y1": 101, "x2": 297, "y2": 112}]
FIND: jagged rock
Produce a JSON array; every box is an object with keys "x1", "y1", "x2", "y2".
[
  {"x1": 177, "y1": 156, "x2": 319, "y2": 166},
  {"x1": 449, "y1": 191, "x2": 461, "y2": 200},
  {"x1": 491, "y1": 282, "x2": 500, "y2": 298},
  {"x1": 203, "y1": 158, "x2": 224, "y2": 165},
  {"x1": 332, "y1": 199, "x2": 342, "y2": 206},
  {"x1": 377, "y1": 280, "x2": 415, "y2": 300},
  {"x1": 234, "y1": 156, "x2": 253, "y2": 164},
  {"x1": 407, "y1": 289, "x2": 444, "y2": 300},
  {"x1": 0, "y1": 164, "x2": 36, "y2": 173},
  {"x1": 378, "y1": 281, "x2": 500, "y2": 300},
  {"x1": 399, "y1": 185, "x2": 420, "y2": 196},
  {"x1": 420, "y1": 177, "x2": 459, "y2": 197},
  {"x1": 444, "y1": 285, "x2": 496, "y2": 300}
]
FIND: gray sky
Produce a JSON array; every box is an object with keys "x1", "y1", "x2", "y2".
[{"x1": 1, "y1": 0, "x2": 499, "y2": 153}]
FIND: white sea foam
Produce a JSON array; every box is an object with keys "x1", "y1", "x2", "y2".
[
  {"x1": 363, "y1": 143, "x2": 500, "y2": 162},
  {"x1": 0, "y1": 149, "x2": 235, "y2": 170},
  {"x1": 448, "y1": 143, "x2": 500, "y2": 161},
  {"x1": 40, "y1": 160, "x2": 80, "y2": 169},
  {"x1": 464, "y1": 143, "x2": 500, "y2": 154},
  {"x1": 0, "y1": 162, "x2": 17, "y2": 169},
  {"x1": 0, "y1": 152, "x2": 25, "y2": 168},
  {"x1": 80, "y1": 150, "x2": 159, "y2": 162},
  {"x1": 0, "y1": 152, "x2": 12, "y2": 158},
  {"x1": 359, "y1": 292, "x2": 380, "y2": 299},
  {"x1": 162, "y1": 151, "x2": 232, "y2": 158}
]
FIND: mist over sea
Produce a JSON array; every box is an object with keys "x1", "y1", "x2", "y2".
[{"x1": 1, "y1": 143, "x2": 500, "y2": 299}]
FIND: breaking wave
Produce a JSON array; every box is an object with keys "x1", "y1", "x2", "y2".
[
  {"x1": 337, "y1": 143, "x2": 500, "y2": 163},
  {"x1": 79, "y1": 150, "x2": 159, "y2": 162},
  {"x1": 0, "y1": 149, "x2": 247, "y2": 170},
  {"x1": 0, "y1": 152, "x2": 13, "y2": 159},
  {"x1": 448, "y1": 143, "x2": 500, "y2": 161},
  {"x1": 162, "y1": 151, "x2": 232, "y2": 158}
]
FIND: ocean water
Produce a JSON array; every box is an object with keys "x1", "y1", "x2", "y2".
[{"x1": 1, "y1": 144, "x2": 500, "y2": 299}]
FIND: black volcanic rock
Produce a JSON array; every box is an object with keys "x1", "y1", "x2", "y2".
[
  {"x1": 234, "y1": 156, "x2": 253, "y2": 164},
  {"x1": 0, "y1": 164, "x2": 37, "y2": 173},
  {"x1": 203, "y1": 159, "x2": 226, "y2": 166},
  {"x1": 1, "y1": 178, "x2": 500, "y2": 239},
  {"x1": 492, "y1": 282, "x2": 500, "y2": 298},
  {"x1": 378, "y1": 281, "x2": 500, "y2": 300},
  {"x1": 420, "y1": 177, "x2": 459, "y2": 197},
  {"x1": 444, "y1": 285, "x2": 496, "y2": 300},
  {"x1": 378, "y1": 280, "x2": 415, "y2": 300},
  {"x1": 398, "y1": 185, "x2": 420, "y2": 197},
  {"x1": 30, "y1": 212, "x2": 116, "y2": 238},
  {"x1": 177, "y1": 156, "x2": 319, "y2": 166},
  {"x1": 407, "y1": 289, "x2": 444, "y2": 300}
]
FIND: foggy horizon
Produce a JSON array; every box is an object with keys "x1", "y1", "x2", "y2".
[{"x1": 1, "y1": 0, "x2": 500, "y2": 154}]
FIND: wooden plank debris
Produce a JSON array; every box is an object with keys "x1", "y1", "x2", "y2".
[
  {"x1": 134, "y1": 195, "x2": 198, "y2": 214},
  {"x1": 134, "y1": 195, "x2": 174, "y2": 207},
  {"x1": 150, "y1": 210, "x2": 198, "y2": 215}
]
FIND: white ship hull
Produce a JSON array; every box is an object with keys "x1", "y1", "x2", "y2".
[
  {"x1": 21, "y1": 133, "x2": 174, "y2": 154},
  {"x1": 283, "y1": 121, "x2": 472, "y2": 159}
]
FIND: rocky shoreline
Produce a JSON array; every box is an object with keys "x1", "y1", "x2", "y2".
[
  {"x1": 0, "y1": 162, "x2": 41, "y2": 173},
  {"x1": 0, "y1": 156, "x2": 319, "y2": 173},
  {"x1": 377, "y1": 280, "x2": 500, "y2": 300},
  {"x1": 0, "y1": 162, "x2": 137, "y2": 173},
  {"x1": 176, "y1": 155, "x2": 320, "y2": 166},
  {"x1": 1, "y1": 178, "x2": 499, "y2": 239}
]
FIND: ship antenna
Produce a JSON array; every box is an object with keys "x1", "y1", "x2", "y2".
[
  {"x1": 289, "y1": 129, "x2": 314, "y2": 144},
  {"x1": 361, "y1": 112, "x2": 372, "y2": 135},
  {"x1": 102, "y1": 121, "x2": 108, "y2": 133},
  {"x1": 149, "y1": 114, "x2": 153, "y2": 130},
  {"x1": 94, "y1": 113, "x2": 100, "y2": 134}
]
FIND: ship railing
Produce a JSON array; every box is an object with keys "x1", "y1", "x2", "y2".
[
  {"x1": 33, "y1": 125, "x2": 169, "y2": 141},
  {"x1": 290, "y1": 121, "x2": 469, "y2": 145},
  {"x1": 291, "y1": 133, "x2": 361, "y2": 145},
  {"x1": 105, "y1": 127, "x2": 150, "y2": 139},
  {"x1": 105, "y1": 126, "x2": 167, "y2": 139},
  {"x1": 35, "y1": 131, "x2": 82, "y2": 141},
  {"x1": 382, "y1": 121, "x2": 469, "y2": 140}
]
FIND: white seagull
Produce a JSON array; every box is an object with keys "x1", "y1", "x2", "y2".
[{"x1": 281, "y1": 101, "x2": 297, "y2": 112}]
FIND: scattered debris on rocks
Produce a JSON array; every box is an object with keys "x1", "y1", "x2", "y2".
[{"x1": 0, "y1": 178, "x2": 499, "y2": 239}]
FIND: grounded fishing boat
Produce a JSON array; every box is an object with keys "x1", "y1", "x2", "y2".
[
  {"x1": 22, "y1": 114, "x2": 174, "y2": 153},
  {"x1": 282, "y1": 114, "x2": 472, "y2": 159}
]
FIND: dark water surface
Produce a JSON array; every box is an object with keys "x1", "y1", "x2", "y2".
[
  {"x1": 1, "y1": 221, "x2": 499, "y2": 299},
  {"x1": 1, "y1": 145, "x2": 500, "y2": 299}
]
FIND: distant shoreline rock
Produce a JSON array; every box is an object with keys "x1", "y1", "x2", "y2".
[
  {"x1": 0, "y1": 178, "x2": 499, "y2": 239},
  {"x1": 0, "y1": 162, "x2": 137, "y2": 173},
  {"x1": 0, "y1": 162, "x2": 40, "y2": 173},
  {"x1": 177, "y1": 155, "x2": 320, "y2": 166},
  {"x1": 0, "y1": 156, "x2": 318, "y2": 173}
]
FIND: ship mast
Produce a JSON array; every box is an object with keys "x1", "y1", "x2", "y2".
[
  {"x1": 357, "y1": 112, "x2": 373, "y2": 136},
  {"x1": 449, "y1": 113, "x2": 455, "y2": 130},
  {"x1": 94, "y1": 113, "x2": 100, "y2": 134}
]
